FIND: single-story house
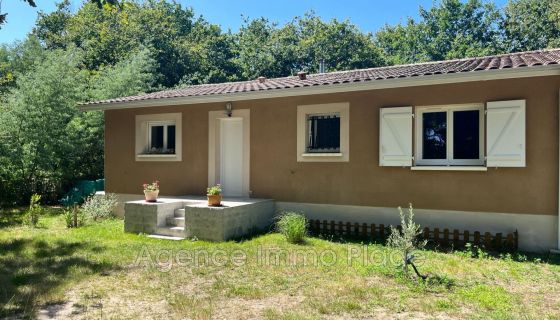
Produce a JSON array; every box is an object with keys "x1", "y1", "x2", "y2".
[{"x1": 82, "y1": 49, "x2": 560, "y2": 252}]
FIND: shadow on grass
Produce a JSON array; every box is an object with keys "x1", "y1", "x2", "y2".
[
  {"x1": 0, "y1": 207, "x2": 63, "y2": 229},
  {"x1": 0, "y1": 208, "x2": 26, "y2": 228},
  {"x1": 0, "y1": 237, "x2": 116, "y2": 318}
]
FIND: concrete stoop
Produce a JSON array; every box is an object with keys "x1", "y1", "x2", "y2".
[{"x1": 124, "y1": 197, "x2": 275, "y2": 241}]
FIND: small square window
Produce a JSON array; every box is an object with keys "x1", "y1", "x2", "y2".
[
  {"x1": 147, "y1": 122, "x2": 176, "y2": 154},
  {"x1": 306, "y1": 114, "x2": 340, "y2": 153}
]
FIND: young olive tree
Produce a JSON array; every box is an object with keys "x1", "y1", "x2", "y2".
[{"x1": 388, "y1": 204, "x2": 427, "y2": 278}]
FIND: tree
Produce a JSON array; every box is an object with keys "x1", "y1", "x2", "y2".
[
  {"x1": 0, "y1": 47, "x2": 87, "y2": 204},
  {"x1": 0, "y1": 35, "x2": 44, "y2": 98},
  {"x1": 502, "y1": 0, "x2": 560, "y2": 51},
  {"x1": 65, "y1": 48, "x2": 157, "y2": 184},
  {"x1": 0, "y1": 0, "x2": 119, "y2": 29},
  {"x1": 376, "y1": 0, "x2": 503, "y2": 64},
  {"x1": 294, "y1": 13, "x2": 386, "y2": 73},
  {"x1": 33, "y1": 0, "x2": 72, "y2": 49},
  {"x1": 234, "y1": 13, "x2": 387, "y2": 80},
  {"x1": 0, "y1": 43, "x2": 156, "y2": 205},
  {"x1": 34, "y1": 0, "x2": 237, "y2": 88}
]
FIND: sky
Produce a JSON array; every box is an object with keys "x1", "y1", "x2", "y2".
[{"x1": 0, "y1": 0, "x2": 509, "y2": 45}]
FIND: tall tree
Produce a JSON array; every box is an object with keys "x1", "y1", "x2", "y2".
[
  {"x1": 502, "y1": 0, "x2": 560, "y2": 51},
  {"x1": 0, "y1": 47, "x2": 87, "y2": 204},
  {"x1": 0, "y1": 0, "x2": 120, "y2": 29},
  {"x1": 294, "y1": 13, "x2": 386, "y2": 73},
  {"x1": 0, "y1": 35, "x2": 44, "y2": 98},
  {"x1": 234, "y1": 13, "x2": 387, "y2": 80},
  {"x1": 376, "y1": 0, "x2": 502, "y2": 64}
]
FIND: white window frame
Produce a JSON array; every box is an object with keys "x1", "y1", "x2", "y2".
[
  {"x1": 147, "y1": 121, "x2": 176, "y2": 154},
  {"x1": 135, "y1": 113, "x2": 182, "y2": 162},
  {"x1": 297, "y1": 103, "x2": 349, "y2": 162},
  {"x1": 415, "y1": 103, "x2": 485, "y2": 166},
  {"x1": 305, "y1": 112, "x2": 341, "y2": 153}
]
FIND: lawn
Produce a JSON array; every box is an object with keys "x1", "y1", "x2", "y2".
[{"x1": 1, "y1": 208, "x2": 560, "y2": 319}]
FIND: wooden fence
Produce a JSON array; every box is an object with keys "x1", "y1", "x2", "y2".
[{"x1": 308, "y1": 219, "x2": 518, "y2": 251}]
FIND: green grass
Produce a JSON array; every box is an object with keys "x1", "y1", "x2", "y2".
[{"x1": 1, "y1": 207, "x2": 560, "y2": 319}]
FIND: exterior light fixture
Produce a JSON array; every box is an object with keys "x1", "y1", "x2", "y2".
[{"x1": 225, "y1": 102, "x2": 233, "y2": 117}]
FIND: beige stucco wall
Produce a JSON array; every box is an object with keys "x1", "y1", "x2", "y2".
[{"x1": 105, "y1": 76, "x2": 560, "y2": 216}]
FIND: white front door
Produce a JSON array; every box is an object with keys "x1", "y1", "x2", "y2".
[{"x1": 219, "y1": 118, "x2": 244, "y2": 197}]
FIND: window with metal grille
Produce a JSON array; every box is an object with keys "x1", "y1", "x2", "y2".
[{"x1": 306, "y1": 113, "x2": 340, "y2": 153}]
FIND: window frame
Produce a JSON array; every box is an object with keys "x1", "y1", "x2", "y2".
[
  {"x1": 135, "y1": 113, "x2": 182, "y2": 162},
  {"x1": 296, "y1": 102, "x2": 349, "y2": 162},
  {"x1": 147, "y1": 121, "x2": 176, "y2": 154},
  {"x1": 305, "y1": 112, "x2": 341, "y2": 153},
  {"x1": 415, "y1": 104, "x2": 485, "y2": 166}
]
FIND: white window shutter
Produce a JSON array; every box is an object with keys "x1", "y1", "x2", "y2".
[
  {"x1": 379, "y1": 107, "x2": 413, "y2": 166},
  {"x1": 486, "y1": 100, "x2": 526, "y2": 167}
]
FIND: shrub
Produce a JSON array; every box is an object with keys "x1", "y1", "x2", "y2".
[
  {"x1": 276, "y1": 211, "x2": 307, "y2": 244},
  {"x1": 25, "y1": 194, "x2": 42, "y2": 227},
  {"x1": 388, "y1": 204, "x2": 427, "y2": 275},
  {"x1": 81, "y1": 193, "x2": 118, "y2": 221},
  {"x1": 64, "y1": 206, "x2": 87, "y2": 228}
]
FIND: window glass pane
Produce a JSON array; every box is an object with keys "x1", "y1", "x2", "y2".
[
  {"x1": 453, "y1": 110, "x2": 479, "y2": 159},
  {"x1": 150, "y1": 125, "x2": 164, "y2": 150},
  {"x1": 167, "y1": 125, "x2": 176, "y2": 153},
  {"x1": 307, "y1": 115, "x2": 340, "y2": 152},
  {"x1": 422, "y1": 112, "x2": 447, "y2": 159}
]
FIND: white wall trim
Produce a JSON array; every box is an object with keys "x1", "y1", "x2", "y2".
[
  {"x1": 208, "y1": 109, "x2": 250, "y2": 197},
  {"x1": 80, "y1": 65, "x2": 560, "y2": 111}
]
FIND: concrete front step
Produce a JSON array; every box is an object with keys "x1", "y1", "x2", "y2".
[
  {"x1": 166, "y1": 216, "x2": 185, "y2": 227},
  {"x1": 174, "y1": 208, "x2": 185, "y2": 218},
  {"x1": 155, "y1": 226, "x2": 185, "y2": 238}
]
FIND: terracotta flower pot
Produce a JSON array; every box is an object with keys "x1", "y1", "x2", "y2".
[
  {"x1": 144, "y1": 190, "x2": 159, "y2": 202},
  {"x1": 207, "y1": 194, "x2": 222, "y2": 206}
]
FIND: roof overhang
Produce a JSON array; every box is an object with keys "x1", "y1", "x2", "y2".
[{"x1": 79, "y1": 65, "x2": 560, "y2": 111}]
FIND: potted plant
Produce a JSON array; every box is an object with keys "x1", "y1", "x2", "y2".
[
  {"x1": 207, "y1": 184, "x2": 222, "y2": 206},
  {"x1": 143, "y1": 181, "x2": 160, "y2": 202}
]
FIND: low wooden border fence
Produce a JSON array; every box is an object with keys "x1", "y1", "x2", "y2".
[{"x1": 308, "y1": 219, "x2": 518, "y2": 251}]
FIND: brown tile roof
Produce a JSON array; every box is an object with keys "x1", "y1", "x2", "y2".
[{"x1": 85, "y1": 49, "x2": 560, "y2": 106}]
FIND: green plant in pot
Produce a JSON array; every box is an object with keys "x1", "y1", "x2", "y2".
[
  {"x1": 207, "y1": 184, "x2": 222, "y2": 206},
  {"x1": 143, "y1": 181, "x2": 160, "y2": 202}
]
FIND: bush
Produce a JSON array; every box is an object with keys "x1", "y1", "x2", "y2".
[
  {"x1": 25, "y1": 194, "x2": 42, "y2": 227},
  {"x1": 64, "y1": 206, "x2": 87, "y2": 228},
  {"x1": 276, "y1": 211, "x2": 307, "y2": 244},
  {"x1": 81, "y1": 193, "x2": 118, "y2": 221}
]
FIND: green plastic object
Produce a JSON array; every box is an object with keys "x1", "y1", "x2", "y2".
[{"x1": 60, "y1": 178, "x2": 105, "y2": 206}]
